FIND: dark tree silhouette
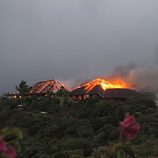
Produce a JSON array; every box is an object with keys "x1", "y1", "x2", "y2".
[{"x1": 15, "y1": 80, "x2": 30, "y2": 96}]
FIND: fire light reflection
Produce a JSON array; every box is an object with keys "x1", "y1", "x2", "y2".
[{"x1": 83, "y1": 78, "x2": 130, "y2": 92}]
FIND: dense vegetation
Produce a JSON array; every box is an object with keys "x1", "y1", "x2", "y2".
[{"x1": 0, "y1": 93, "x2": 158, "y2": 158}]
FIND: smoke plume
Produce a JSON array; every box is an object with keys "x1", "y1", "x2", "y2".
[{"x1": 112, "y1": 64, "x2": 158, "y2": 93}]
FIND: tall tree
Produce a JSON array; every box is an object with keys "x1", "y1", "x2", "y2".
[{"x1": 15, "y1": 80, "x2": 30, "y2": 96}]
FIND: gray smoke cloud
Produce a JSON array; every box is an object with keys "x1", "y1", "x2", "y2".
[
  {"x1": 127, "y1": 67, "x2": 158, "y2": 92},
  {"x1": 112, "y1": 65, "x2": 158, "y2": 105},
  {"x1": 112, "y1": 65, "x2": 158, "y2": 106},
  {"x1": 110, "y1": 60, "x2": 158, "y2": 93},
  {"x1": 112, "y1": 63, "x2": 137, "y2": 77}
]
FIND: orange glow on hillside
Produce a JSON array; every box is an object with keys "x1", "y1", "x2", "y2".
[{"x1": 83, "y1": 78, "x2": 130, "y2": 92}]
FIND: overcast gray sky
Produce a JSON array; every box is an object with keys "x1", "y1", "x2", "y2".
[{"x1": 1, "y1": 0, "x2": 158, "y2": 93}]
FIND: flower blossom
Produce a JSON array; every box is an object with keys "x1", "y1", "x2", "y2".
[
  {"x1": 0, "y1": 137, "x2": 7, "y2": 152},
  {"x1": 4, "y1": 147, "x2": 17, "y2": 158},
  {"x1": 0, "y1": 137, "x2": 16, "y2": 158},
  {"x1": 119, "y1": 114, "x2": 140, "y2": 141}
]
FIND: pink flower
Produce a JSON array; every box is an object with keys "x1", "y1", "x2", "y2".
[
  {"x1": 0, "y1": 137, "x2": 16, "y2": 158},
  {"x1": 4, "y1": 147, "x2": 17, "y2": 158},
  {"x1": 119, "y1": 114, "x2": 140, "y2": 141},
  {"x1": 0, "y1": 137, "x2": 7, "y2": 152}
]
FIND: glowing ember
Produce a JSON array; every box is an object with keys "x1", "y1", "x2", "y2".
[{"x1": 83, "y1": 78, "x2": 129, "y2": 92}]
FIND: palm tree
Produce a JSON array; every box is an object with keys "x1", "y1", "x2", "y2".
[{"x1": 15, "y1": 80, "x2": 30, "y2": 96}]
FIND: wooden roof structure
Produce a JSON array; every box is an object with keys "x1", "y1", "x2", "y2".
[
  {"x1": 70, "y1": 85, "x2": 140, "y2": 100},
  {"x1": 104, "y1": 88, "x2": 140, "y2": 99},
  {"x1": 29, "y1": 80, "x2": 65, "y2": 94},
  {"x1": 70, "y1": 85, "x2": 105, "y2": 98}
]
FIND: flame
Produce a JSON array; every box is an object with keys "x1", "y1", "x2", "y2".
[{"x1": 83, "y1": 78, "x2": 130, "y2": 92}]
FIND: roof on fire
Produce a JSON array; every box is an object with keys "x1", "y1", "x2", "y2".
[
  {"x1": 70, "y1": 85, "x2": 105, "y2": 97},
  {"x1": 29, "y1": 80, "x2": 65, "y2": 94},
  {"x1": 70, "y1": 85, "x2": 104, "y2": 94},
  {"x1": 70, "y1": 86, "x2": 140, "y2": 99}
]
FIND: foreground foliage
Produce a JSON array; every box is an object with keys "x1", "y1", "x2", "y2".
[{"x1": 0, "y1": 94, "x2": 157, "y2": 158}]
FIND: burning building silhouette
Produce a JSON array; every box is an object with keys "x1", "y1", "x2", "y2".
[
  {"x1": 70, "y1": 78, "x2": 140, "y2": 100},
  {"x1": 29, "y1": 80, "x2": 66, "y2": 95}
]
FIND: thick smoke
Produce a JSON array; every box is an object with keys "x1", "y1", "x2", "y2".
[
  {"x1": 113, "y1": 63, "x2": 136, "y2": 77},
  {"x1": 112, "y1": 64, "x2": 158, "y2": 93},
  {"x1": 126, "y1": 68, "x2": 158, "y2": 93},
  {"x1": 110, "y1": 45, "x2": 158, "y2": 93}
]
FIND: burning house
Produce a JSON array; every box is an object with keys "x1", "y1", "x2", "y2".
[
  {"x1": 70, "y1": 85, "x2": 105, "y2": 100},
  {"x1": 29, "y1": 79, "x2": 66, "y2": 96},
  {"x1": 7, "y1": 79, "x2": 67, "y2": 99},
  {"x1": 70, "y1": 78, "x2": 140, "y2": 100},
  {"x1": 7, "y1": 77, "x2": 140, "y2": 100}
]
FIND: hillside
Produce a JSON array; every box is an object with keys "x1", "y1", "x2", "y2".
[{"x1": 0, "y1": 94, "x2": 158, "y2": 158}]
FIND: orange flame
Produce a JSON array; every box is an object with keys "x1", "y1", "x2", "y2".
[{"x1": 83, "y1": 78, "x2": 130, "y2": 92}]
